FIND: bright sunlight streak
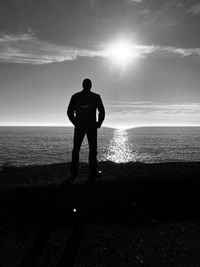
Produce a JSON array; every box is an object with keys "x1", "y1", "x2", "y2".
[{"x1": 106, "y1": 39, "x2": 140, "y2": 67}]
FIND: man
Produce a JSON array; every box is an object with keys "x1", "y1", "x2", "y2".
[{"x1": 67, "y1": 78, "x2": 105, "y2": 181}]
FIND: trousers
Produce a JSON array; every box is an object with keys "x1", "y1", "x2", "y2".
[{"x1": 71, "y1": 126, "x2": 97, "y2": 174}]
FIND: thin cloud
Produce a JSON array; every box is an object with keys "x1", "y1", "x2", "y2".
[
  {"x1": 0, "y1": 34, "x2": 32, "y2": 42},
  {"x1": 135, "y1": 45, "x2": 200, "y2": 58},
  {"x1": 0, "y1": 33, "x2": 102, "y2": 65},
  {"x1": 105, "y1": 102, "x2": 200, "y2": 127},
  {"x1": 188, "y1": 3, "x2": 200, "y2": 15},
  {"x1": 106, "y1": 101, "x2": 200, "y2": 115},
  {"x1": 89, "y1": 0, "x2": 96, "y2": 8},
  {"x1": 140, "y1": 8, "x2": 150, "y2": 15},
  {"x1": 1, "y1": 33, "x2": 200, "y2": 65},
  {"x1": 127, "y1": 0, "x2": 143, "y2": 3}
]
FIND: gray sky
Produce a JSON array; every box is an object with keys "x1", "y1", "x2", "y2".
[{"x1": 0, "y1": 0, "x2": 200, "y2": 128}]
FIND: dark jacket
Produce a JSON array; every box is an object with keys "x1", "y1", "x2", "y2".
[{"x1": 67, "y1": 90, "x2": 105, "y2": 128}]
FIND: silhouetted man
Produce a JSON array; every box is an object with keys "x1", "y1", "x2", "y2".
[{"x1": 67, "y1": 78, "x2": 105, "y2": 181}]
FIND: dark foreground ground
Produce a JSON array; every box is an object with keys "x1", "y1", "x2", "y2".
[{"x1": 1, "y1": 161, "x2": 200, "y2": 266}]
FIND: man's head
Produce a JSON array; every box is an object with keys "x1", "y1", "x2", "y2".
[{"x1": 82, "y1": 78, "x2": 92, "y2": 91}]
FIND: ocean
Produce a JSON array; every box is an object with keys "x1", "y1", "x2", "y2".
[{"x1": 0, "y1": 126, "x2": 200, "y2": 168}]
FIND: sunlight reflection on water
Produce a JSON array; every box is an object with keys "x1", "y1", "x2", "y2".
[{"x1": 105, "y1": 129, "x2": 136, "y2": 163}]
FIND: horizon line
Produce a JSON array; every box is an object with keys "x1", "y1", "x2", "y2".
[{"x1": 0, "y1": 124, "x2": 200, "y2": 129}]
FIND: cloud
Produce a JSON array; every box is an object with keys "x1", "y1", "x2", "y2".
[
  {"x1": 104, "y1": 102, "x2": 200, "y2": 127},
  {"x1": 89, "y1": 0, "x2": 96, "y2": 8},
  {"x1": 0, "y1": 33, "x2": 103, "y2": 65},
  {"x1": 188, "y1": 3, "x2": 200, "y2": 15},
  {"x1": 134, "y1": 45, "x2": 200, "y2": 59},
  {"x1": 140, "y1": 8, "x2": 150, "y2": 15},
  {"x1": 1, "y1": 33, "x2": 200, "y2": 65},
  {"x1": 106, "y1": 101, "x2": 200, "y2": 114},
  {"x1": 0, "y1": 34, "x2": 32, "y2": 42},
  {"x1": 127, "y1": 0, "x2": 143, "y2": 3}
]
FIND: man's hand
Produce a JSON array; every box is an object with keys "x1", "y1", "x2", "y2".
[{"x1": 96, "y1": 122, "x2": 101, "y2": 129}]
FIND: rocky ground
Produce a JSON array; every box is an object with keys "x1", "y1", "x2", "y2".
[{"x1": 0, "y1": 161, "x2": 200, "y2": 266}]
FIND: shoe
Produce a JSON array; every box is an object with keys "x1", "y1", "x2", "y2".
[
  {"x1": 89, "y1": 170, "x2": 102, "y2": 179},
  {"x1": 85, "y1": 179, "x2": 95, "y2": 187},
  {"x1": 70, "y1": 171, "x2": 78, "y2": 181},
  {"x1": 96, "y1": 170, "x2": 102, "y2": 178}
]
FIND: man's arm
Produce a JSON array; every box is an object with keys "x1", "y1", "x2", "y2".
[
  {"x1": 67, "y1": 96, "x2": 76, "y2": 126},
  {"x1": 97, "y1": 95, "x2": 105, "y2": 128}
]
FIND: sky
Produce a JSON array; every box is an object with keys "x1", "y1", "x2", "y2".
[{"x1": 0, "y1": 0, "x2": 200, "y2": 128}]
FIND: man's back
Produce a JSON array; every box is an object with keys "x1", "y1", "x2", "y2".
[{"x1": 67, "y1": 89, "x2": 105, "y2": 128}]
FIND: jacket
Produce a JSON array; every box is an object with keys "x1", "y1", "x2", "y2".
[{"x1": 67, "y1": 89, "x2": 105, "y2": 128}]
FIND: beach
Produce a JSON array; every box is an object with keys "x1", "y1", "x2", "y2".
[{"x1": 1, "y1": 161, "x2": 200, "y2": 266}]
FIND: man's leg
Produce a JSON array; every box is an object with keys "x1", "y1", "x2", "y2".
[
  {"x1": 86, "y1": 127, "x2": 98, "y2": 178},
  {"x1": 71, "y1": 127, "x2": 85, "y2": 178}
]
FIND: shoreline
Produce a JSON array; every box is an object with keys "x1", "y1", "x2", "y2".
[
  {"x1": 1, "y1": 160, "x2": 200, "y2": 183},
  {"x1": 1, "y1": 161, "x2": 200, "y2": 220}
]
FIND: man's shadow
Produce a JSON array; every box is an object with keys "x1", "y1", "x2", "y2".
[{"x1": 18, "y1": 180, "x2": 94, "y2": 267}]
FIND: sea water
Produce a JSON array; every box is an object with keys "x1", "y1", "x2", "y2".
[{"x1": 0, "y1": 126, "x2": 200, "y2": 167}]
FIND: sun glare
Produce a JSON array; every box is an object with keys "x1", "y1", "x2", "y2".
[{"x1": 106, "y1": 39, "x2": 139, "y2": 67}]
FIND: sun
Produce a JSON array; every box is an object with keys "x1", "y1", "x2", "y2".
[{"x1": 106, "y1": 39, "x2": 139, "y2": 67}]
